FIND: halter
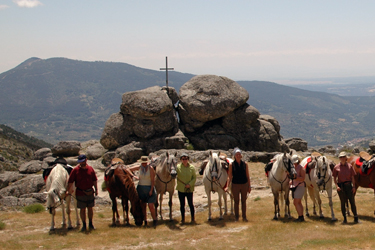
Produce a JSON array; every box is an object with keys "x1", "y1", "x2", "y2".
[
  {"x1": 271, "y1": 154, "x2": 295, "y2": 192},
  {"x1": 156, "y1": 155, "x2": 177, "y2": 193},
  {"x1": 316, "y1": 157, "x2": 331, "y2": 191},
  {"x1": 205, "y1": 155, "x2": 223, "y2": 193}
]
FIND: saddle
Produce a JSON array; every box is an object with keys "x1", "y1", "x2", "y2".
[
  {"x1": 199, "y1": 158, "x2": 230, "y2": 175},
  {"x1": 43, "y1": 163, "x2": 73, "y2": 183},
  {"x1": 303, "y1": 157, "x2": 313, "y2": 175},
  {"x1": 264, "y1": 162, "x2": 273, "y2": 177},
  {"x1": 359, "y1": 151, "x2": 374, "y2": 176}
]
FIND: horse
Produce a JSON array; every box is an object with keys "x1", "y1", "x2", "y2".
[
  {"x1": 45, "y1": 164, "x2": 79, "y2": 231},
  {"x1": 302, "y1": 155, "x2": 336, "y2": 220},
  {"x1": 203, "y1": 151, "x2": 233, "y2": 220},
  {"x1": 268, "y1": 152, "x2": 296, "y2": 220},
  {"x1": 348, "y1": 153, "x2": 375, "y2": 215},
  {"x1": 105, "y1": 159, "x2": 144, "y2": 226},
  {"x1": 154, "y1": 152, "x2": 177, "y2": 221}
]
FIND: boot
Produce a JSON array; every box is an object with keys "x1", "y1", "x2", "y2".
[
  {"x1": 342, "y1": 216, "x2": 347, "y2": 224},
  {"x1": 80, "y1": 222, "x2": 87, "y2": 232},
  {"x1": 354, "y1": 216, "x2": 359, "y2": 223}
]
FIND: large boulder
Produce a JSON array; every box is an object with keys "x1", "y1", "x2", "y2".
[
  {"x1": 19, "y1": 160, "x2": 42, "y2": 174},
  {"x1": 369, "y1": 140, "x2": 375, "y2": 153},
  {"x1": 0, "y1": 171, "x2": 26, "y2": 189},
  {"x1": 51, "y1": 141, "x2": 81, "y2": 157},
  {"x1": 0, "y1": 175, "x2": 45, "y2": 198},
  {"x1": 101, "y1": 87, "x2": 179, "y2": 150},
  {"x1": 86, "y1": 143, "x2": 107, "y2": 160},
  {"x1": 115, "y1": 142, "x2": 144, "y2": 165},
  {"x1": 179, "y1": 75, "x2": 249, "y2": 130},
  {"x1": 34, "y1": 148, "x2": 52, "y2": 161},
  {"x1": 284, "y1": 138, "x2": 308, "y2": 152}
]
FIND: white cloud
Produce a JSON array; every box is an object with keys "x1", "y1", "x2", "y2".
[
  {"x1": 13, "y1": 0, "x2": 43, "y2": 8},
  {"x1": 0, "y1": 5, "x2": 10, "y2": 10}
]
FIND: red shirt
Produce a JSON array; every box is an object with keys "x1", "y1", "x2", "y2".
[
  {"x1": 68, "y1": 165, "x2": 97, "y2": 196},
  {"x1": 333, "y1": 162, "x2": 356, "y2": 183}
]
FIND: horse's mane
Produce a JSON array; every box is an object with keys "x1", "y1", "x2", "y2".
[{"x1": 114, "y1": 165, "x2": 140, "y2": 203}]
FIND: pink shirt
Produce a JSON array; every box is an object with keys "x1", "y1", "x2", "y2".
[{"x1": 333, "y1": 162, "x2": 356, "y2": 183}]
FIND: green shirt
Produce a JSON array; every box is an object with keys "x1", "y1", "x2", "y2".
[{"x1": 176, "y1": 162, "x2": 196, "y2": 193}]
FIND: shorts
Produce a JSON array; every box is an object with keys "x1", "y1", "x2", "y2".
[
  {"x1": 293, "y1": 185, "x2": 305, "y2": 199},
  {"x1": 137, "y1": 185, "x2": 157, "y2": 203},
  {"x1": 76, "y1": 195, "x2": 95, "y2": 209}
]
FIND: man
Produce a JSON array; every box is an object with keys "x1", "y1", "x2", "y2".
[
  {"x1": 333, "y1": 151, "x2": 358, "y2": 224},
  {"x1": 67, "y1": 154, "x2": 98, "y2": 232}
]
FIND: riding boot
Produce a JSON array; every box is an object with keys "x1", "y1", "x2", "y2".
[
  {"x1": 80, "y1": 222, "x2": 87, "y2": 232},
  {"x1": 191, "y1": 214, "x2": 195, "y2": 224},
  {"x1": 354, "y1": 216, "x2": 359, "y2": 223},
  {"x1": 89, "y1": 220, "x2": 95, "y2": 230},
  {"x1": 181, "y1": 215, "x2": 185, "y2": 224},
  {"x1": 342, "y1": 216, "x2": 347, "y2": 224}
]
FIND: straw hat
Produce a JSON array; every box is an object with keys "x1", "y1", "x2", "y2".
[
  {"x1": 338, "y1": 151, "x2": 347, "y2": 158},
  {"x1": 111, "y1": 158, "x2": 124, "y2": 165},
  {"x1": 138, "y1": 156, "x2": 150, "y2": 164},
  {"x1": 311, "y1": 152, "x2": 322, "y2": 157},
  {"x1": 291, "y1": 155, "x2": 300, "y2": 163},
  {"x1": 219, "y1": 152, "x2": 227, "y2": 160},
  {"x1": 359, "y1": 151, "x2": 372, "y2": 161}
]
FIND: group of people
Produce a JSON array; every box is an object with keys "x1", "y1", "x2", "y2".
[
  {"x1": 63, "y1": 148, "x2": 359, "y2": 233},
  {"x1": 288, "y1": 151, "x2": 358, "y2": 223}
]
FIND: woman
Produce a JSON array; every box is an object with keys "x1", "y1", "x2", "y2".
[
  {"x1": 131, "y1": 156, "x2": 158, "y2": 227},
  {"x1": 176, "y1": 152, "x2": 196, "y2": 224},
  {"x1": 226, "y1": 147, "x2": 251, "y2": 222},
  {"x1": 333, "y1": 151, "x2": 358, "y2": 224},
  {"x1": 290, "y1": 155, "x2": 306, "y2": 222}
]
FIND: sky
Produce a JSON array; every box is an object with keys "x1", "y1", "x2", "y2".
[{"x1": 1, "y1": 0, "x2": 375, "y2": 82}]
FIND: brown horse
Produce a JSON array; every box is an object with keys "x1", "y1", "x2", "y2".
[
  {"x1": 348, "y1": 154, "x2": 375, "y2": 215},
  {"x1": 105, "y1": 161, "x2": 144, "y2": 226}
]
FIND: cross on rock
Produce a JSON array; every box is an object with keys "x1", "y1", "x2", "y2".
[{"x1": 160, "y1": 56, "x2": 174, "y2": 89}]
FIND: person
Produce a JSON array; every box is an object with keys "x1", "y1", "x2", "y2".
[
  {"x1": 226, "y1": 147, "x2": 251, "y2": 222},
  {"x1": 176, "y1": 152, "x2": 196, "y2": 224},
  {"x1": 131, "y1": 156, "x2": 158, "y2": 227},
  {"x1": 333, "y1": 151, "x2": 358, "y2": 224},
  {"x1": 66, "y1": 154, "x2": 98, "y2": 232},
  {"x1": 290, "y1": 155, "x2": 306, "y2": 222}
]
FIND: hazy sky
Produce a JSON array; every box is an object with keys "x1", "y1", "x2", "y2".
[{"x1": 1, "y1": 0, "x2": 375, "y2": 82}]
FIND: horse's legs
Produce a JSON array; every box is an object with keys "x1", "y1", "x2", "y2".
[
  {"x1": 285, "y1": 191, "x2": 291, "y2": 218},
  {"x1": 229, "y1": 186, "x2": 234, "y2": 215},
  {"x1": 207, "y1": 191, "x2": 212, "y2": 221},
  {"x1": 159, "y1": 193, "x2": 164, "y2": 220},
  {"x1": 218, "y1": 192, "x2": 223, "y2": 220},
  {"x1": 308, "y1": 187, "x2": 317, "y2": 215},
  {"x1": 123, "y1": 198, "x2": 130, "y2": 225},
  {"x1": 72, "y1": 195, "x2": 80, "y2": 227},
  {"x1": 61, "y1": 201, "x2": 66, "y2": 227},
  {"x1": 65, "y1": 195, "x2": 73, "y2": 229},
  {"x1": 50, "y1": 208, "x2": 56, "y2": 231},
  {"x1": 304, "y1": 188, "x2": 310, "y2": 217},
  {"x1": 327, "y1": 188, "x2": 336, "y2": 221},
  {"x1": 111, "y1": 197, "x2": 119, "y2": 226},
  {"x1": 315, "y1": 189, "x2": 323, "y2": 218},
  {"x1": 273, "y1": 191, "x2": 279, "y2": 220},
  {"x1": 223, "y1": 191, "x2": 228, "y2": 216},
  {"x1": 168, "y1": 191, "x2": 173, "y2": 221}
]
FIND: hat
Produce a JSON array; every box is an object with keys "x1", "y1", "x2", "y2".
[
  {"x1": 219, "y1": 152, "x2": 227, "y2": 160},
  {"x1": 77, "y1": 154, "x2": 87, "y2": 163},
  {"x1": 111, "y1": 158, "x2": 124, "y2": 165},
  {"x1": 233, "y1": 148, "x2": 242, "y2": 155},
  {"x1": 180, "y1": 152, "x2": 189, "y2": 159},
  {"x1": 338, "y1": 152, "x2": 347, "y2": 158},
  {"x1": 359, "y1": 151, "x2": 371, "y2": 161},
  {"x1": 311, "y1": 152, "x2": 322, "y2": 157},
  {"x1": 54, "y1": 157, "x2": 67, "y2": 165},
  {"x1": 291, "y1": 155, "x2": 299, "y2": 164},
  {"x1": 138, "y1": 156, "x2": 150, "y2": 164}
]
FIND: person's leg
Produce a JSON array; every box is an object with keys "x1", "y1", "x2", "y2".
[
  {"x1": 338, "y1": 189, "x2": 348, "y2": 222},
  {"x1": 240, "y1": 183, "x2": 247, "y2": 221},
  {"x1": 231, "y1": 184, "x2": 240, "y2": 221},
  {"x1": 141, "y1": 202, "x2": 147, "y2": 225},
  {"x1": 148, "y1": 203, "x2": 157, "y2": 227},
  {"x1": 80, "y1": 208, "x2": 87, "y2": 231},
  {"x1": 345, "y1": 184, "x2": 358, "y2": 222},
  {"x1": 178, "y1": 191, "x2": 186, "y2": 223},
  {"x1": 186, "y1": 192, "x2": 195, "y2": 222},
  {"x1": 88, "y1": 207, "x2": 95, "y2": 229}
]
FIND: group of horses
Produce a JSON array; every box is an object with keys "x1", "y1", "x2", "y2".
[
  {"x1": 45, "y1": 150, "x2": 375, "y2": 230},
  {"x1": 268, "y1": 151, "x2": 375, "y2": 221},
  {"x1": 45, "y1": 151, "x2": 232, "y2": 230}
]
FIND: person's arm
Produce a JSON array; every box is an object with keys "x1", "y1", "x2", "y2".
[
  {"x1": 351, "y1": 166, "x2": 356, "y2": 194},
  {"x1": 149, "y1": 167, "x2": 155, "y2": 196},
  {"x1": 187, "y1": 164, "x2": 196, "y2": 189},
  {"x1": 225, "y1": 163, "x2": 233, "y2": 191},
  {"x1": 300, "y1": 166, "x2": 306, "y2": 182},
  {"x1": 66, "y1": 182, "x2": 74, "y2": 195},
  {"x1": 245, "y1": 162, "x2": 251, "y2": 193},
  {"x1": 333, "y1": 167, "x2": 340, "y2": 192},
  {"x1": 93, "y1": 181, "x2": 98, "y2": 196}
]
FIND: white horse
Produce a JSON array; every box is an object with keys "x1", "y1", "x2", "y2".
[
  {"x1": 154, "y1": 152, "x2": 177, "y2": 221},
  {"x1": 203, "y1": 151, "x2": 233, "y2": 220},
  {"x1": 302, "y1": 155, "x2": 337, "y2": 221},
  {"x1": 268, "y1": 152, "x2": 296, "y2": 220},
  {"x1": 45, "y1": 164, "x2": 79, "y2": 231}
]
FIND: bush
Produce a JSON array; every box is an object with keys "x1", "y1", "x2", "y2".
[
  {"x1": 0, "y1": 220, "x2": 5, "y2": 230},
  {"x1": 254, "y1": 196, "x2": 261, "y2": 202},
  {"x1": 23, "y1": 203, "x2": 45, "y2": 214}
]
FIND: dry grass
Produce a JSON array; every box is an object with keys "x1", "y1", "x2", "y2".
[{"x1": 1, "y1": 161, "x2": 375, "y2": 250}]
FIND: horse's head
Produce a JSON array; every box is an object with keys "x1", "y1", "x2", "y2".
[
  {"x1": 46, "y1": 189, "x2": 61, "y2": 213},
  {"x1": 131, "y1": 201, "x2": 144, "y2": 226},
  {"x1": 282, "y1": 153, "x2": 297, "y2": 179},
  {"x1": 316, "y1": 156, "x2": 329, "y2": 187},
  {"x1": 208, "y1": 151, "x2": 221, "y2": 181},
  {"x1": 165, "y1": 152, "x2": 177, "y2": 179}
]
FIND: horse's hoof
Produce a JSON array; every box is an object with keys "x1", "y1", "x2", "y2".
[
  {"x1": 219, "y1": 217, "x2": 223, "y2": 220},
  {"x1": 306, "y1": 213, "x2": 310, "y2": 217},
  {"x1": 49, "y1": 228, "x2": 55, "y2": 231},
  {"x1": 169, "y1": 219, "x2": 173, "y2": 222},
  {"x1": 273, "y1": 217, "x2": 278, "y2": 220},
  {"x1": 67, "y1": 226, "x2": 74, "y2": 230},
  {"x1": 331, "y1": 218, "x2": 338, "y2": 221},
  {"x1": 208, "y1": 218, "x2": 212, "y2": 221},
  {"x1": 319, "y1": 215, "x2": 324, "y2": 219}
]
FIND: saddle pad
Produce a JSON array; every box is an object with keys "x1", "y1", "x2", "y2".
[
  {"x1": 356, "y1": 158, "x2": 363, "y2": 167},
  {"x1": 304, "y1": 157, "x2": 313, "y2": 175}
]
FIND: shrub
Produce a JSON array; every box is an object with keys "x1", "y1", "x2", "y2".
[
  {"x1": 23, "y1": 203, "x2": 45, "y2": 214},
  {"x1": 254, "y1": 196, "x2": 261, "y2": 201},
  {"x1": 0, "y1": 220, "x2": 5, "y2": 230}
]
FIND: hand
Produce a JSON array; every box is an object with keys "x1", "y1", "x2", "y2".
[
  {"x1": 224, "y1": 187, "x2": 228, "y2": 192},
  {"x1": 352, "y1": 187, "x2": 356, "y2": 194},
  {"x1": 65, "y1": 191, "x2": 70, "y2": 196},
  {"x1": 149, "y1": 190, "x2": 153, "y2": 196},
  {"x1": 337, "y1": 187, "x2": 341, "y2": 192},
  {"x1": 133, "y1": 176, "x2": 139, "y2": 180},
  {"x1": 185, "y1": 184, "x2": 190, "y2": 189},
  {"x1": 248, "y1": 186, "x2": 251, "y2": 193},
  {"x1": 95, "y1": 190, "x2": 98, "y2": 196}
]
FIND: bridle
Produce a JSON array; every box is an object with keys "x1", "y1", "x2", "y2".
[
  {"x1": 316, "y1": 157, "x2": 330, "y2": 191},
  {"x1": 156, "y1": 155, "x2": 177, "y2": 193},
  {"x1": 271, "y1": 155, "x2": 296, "y2": 192},
  {"x1": 205, "y1": 155, "x2": 223, "y2": 192}
]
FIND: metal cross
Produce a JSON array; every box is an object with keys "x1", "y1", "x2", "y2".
[{"x1": 160, "y1": 56, "x2": 174, "y2": 89}]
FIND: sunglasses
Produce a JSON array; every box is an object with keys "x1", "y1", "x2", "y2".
[{"x1": 181, "y1": 157, "x2": 189, "y2": 160}]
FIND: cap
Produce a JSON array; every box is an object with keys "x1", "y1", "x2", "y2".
[
  {"x1": 77, "y1": 154, "x2": 87, "y2": 163},
  {"x1": 180, "y1": 152, "x2": 189, "y2": 159},
  {"x1": 233, "y1": 147, "x2": 242, "y2": 155}
]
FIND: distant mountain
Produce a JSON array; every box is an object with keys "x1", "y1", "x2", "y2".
[
  {"x1": 1, "y1": 57, "x2": 375, "y2": 148},
  {"x1": 0, "y1": 57, "x2": 194, "y2": 144},
  {"x1": 239, "y1": 81, "x2": 375, "y2": 147},
  {"x1": 0, "y1": 124, "x2": 52, "y2": 172}
]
